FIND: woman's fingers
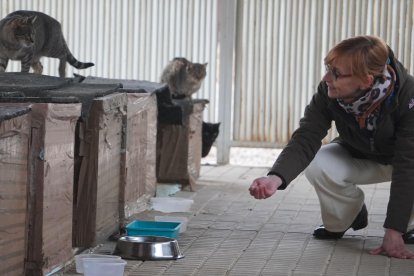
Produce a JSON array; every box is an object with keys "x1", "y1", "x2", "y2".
[
  {"x1": 369, "y1": 246, "x2": 414, "y2": 259},
  {"x1": 249, "y1": 178, "x2": 266, "y2": 199},
  {"x1": 369, "y1": 247, "x2": 384, "y2": 255},
  {"x1": 249, "y1": 176, "x2": 279, "y2": 199}
]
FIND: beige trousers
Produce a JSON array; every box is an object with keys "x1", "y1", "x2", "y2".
[{"x1": 305, "y1": 143, "x2": 413, "y2": 232}]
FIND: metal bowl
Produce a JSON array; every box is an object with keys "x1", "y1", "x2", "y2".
[{"x1": 113, "y1": 236, "x2": 184, "y2": 260}]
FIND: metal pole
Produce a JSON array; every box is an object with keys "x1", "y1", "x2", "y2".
[{"x1": 216, "y1": 0, "x2": 237, "y2": 164}]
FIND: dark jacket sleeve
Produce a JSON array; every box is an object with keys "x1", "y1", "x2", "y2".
[
  {"x1": 268, "y1": 82, "x2": 332, "y2": 188},
  {"x1": 384, "y1": 76, "x2": 414, "y2": 233}
]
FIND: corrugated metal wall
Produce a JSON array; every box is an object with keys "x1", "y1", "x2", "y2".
[
  {"x1": 0, "y1": 0, "x2": 219, "y2": 123},
  {"x1": 233, "y1": 0, "x2": 414, "y2": 147},
  {"x1": 1, "y1": 0, "x2": 413, "y2": 151}
]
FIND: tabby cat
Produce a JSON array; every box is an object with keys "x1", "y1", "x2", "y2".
[
  {"x1": 160, "y1": 57, "x2": 207, "y2": 99},
  {"x1": 0, "y1": 10, "x2": 94, "y2": 77},
  {"x1": 202, "y1": 122, "x2": 220, "y2": 157}
]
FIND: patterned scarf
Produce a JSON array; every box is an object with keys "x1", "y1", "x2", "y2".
[{"x1": 337, "y1": 65, "x2": 395, "y2": 130}]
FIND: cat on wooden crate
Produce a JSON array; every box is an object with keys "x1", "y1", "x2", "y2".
[
  {"x1": 0, "y1": 10, "x2": 94, "y2": 77},
  {"x1": 202, "y1": 121, "x2": 220, "y2": 157},
  {"x1": 160, "y1": 57, "x2": 208, "y2": 99}
]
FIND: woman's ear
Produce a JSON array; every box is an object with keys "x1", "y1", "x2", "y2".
[{"x1": 360, "y1": 75, "x2": 375, "y2": 90}]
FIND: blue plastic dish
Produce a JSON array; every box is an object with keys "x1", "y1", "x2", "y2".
[{"x1": 126, "y1": 220, "x2": 181, "y2": 238}]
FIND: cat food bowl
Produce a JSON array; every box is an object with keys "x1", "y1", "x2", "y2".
[
  {"x1": 113, "y1": 236, "x2": 184, "y2": 260},
  {"x1": 126, "y1": 220, "x2": 182, "y2": 238},
  {"x1": 154, "y1": 216, "x2": 188, "y2": 233}
]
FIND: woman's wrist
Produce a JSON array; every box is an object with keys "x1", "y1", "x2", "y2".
[
  {"x1": 267, "y1": 174, "x2": 283, "y2": 188},
  {"x1": 385, "y1": 228, "x2": 403, "y2": 235}
]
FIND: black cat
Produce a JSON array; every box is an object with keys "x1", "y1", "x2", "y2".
[{"x1": 202, "y1": 122, "x2": 220, "y2": 157}]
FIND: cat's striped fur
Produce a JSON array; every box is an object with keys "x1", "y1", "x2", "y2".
[
  {"x1": 0, "y1": 10, "x2": 94, "y2": 77},
  {"x1": 160, "y1": 57, "x2": 208, "y2": 99}
]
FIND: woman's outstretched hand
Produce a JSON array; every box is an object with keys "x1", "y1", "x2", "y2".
[
  {"x1": 370, "y1": 228, "x2": 414, "y2": 259},
  {"x1": 249, "y1": 175, "x2": 282, "y2": 199}
]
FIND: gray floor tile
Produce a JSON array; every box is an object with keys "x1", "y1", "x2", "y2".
[{"x1": 59, "y1": 165, "x2": 414, "y2": 276}]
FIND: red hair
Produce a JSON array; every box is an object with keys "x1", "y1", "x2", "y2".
[{"x1": 324, "y1": 35, "x2": 389, "y2": 80}]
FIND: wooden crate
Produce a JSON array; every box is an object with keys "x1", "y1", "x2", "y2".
[
  {"x1": 83, "y1": 77, "x2": 160, "y2": 224},
  {"x1": 0, "y1": 102, "x2": 81, "y2": 275},
  {"x1": 122, "y1": 92, "x2": 157, "y2": 221},
  {"x1": 156, "y1": 99, "x2": 208, "y2": 191},
  {"x1": 73, "y1": 93, "x2": 126, "y2": 247},
  {"x1": 0, "y1": 74, "x2": 125, "y2": 272},
  {"x1": 28, "y1": 103, "x2": 81, "y2": 275},
  {"x1": 0, "y1": 106, "x2": 31, "y2": 276}
]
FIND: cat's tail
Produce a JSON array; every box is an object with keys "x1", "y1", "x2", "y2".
[{"x1": 67, "y1": 53, "x2": 94, "y2": 69}]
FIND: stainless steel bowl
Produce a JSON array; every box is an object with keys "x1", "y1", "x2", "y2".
[{"x1": 113, "y1": 236, "x2": 184, "y2": 260}]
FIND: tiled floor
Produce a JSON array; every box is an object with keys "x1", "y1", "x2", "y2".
[{"x1": 61, "y1": 164, "x2": 414, "y2": 276}]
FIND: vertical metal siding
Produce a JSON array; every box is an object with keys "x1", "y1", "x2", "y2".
[
  {"x1": 1, "y1": 0, "x2": 413, "y2": 149},
  {"x1": 1, "y1": 0, "x2": 219, "y2": 122}
]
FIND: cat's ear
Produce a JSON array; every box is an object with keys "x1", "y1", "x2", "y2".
[
  {"x1": 10, "y1": 17, "x2": 24, "y2": 28},
  {"x1": 30, "y1": 15, "x2": 38, "y2": 24},
  {"x1": 203, "y1": 63, "x2": 208, "y2": 67},
  {"x1": 186, "y1": 63, "x2": 193, "y2": 71}
]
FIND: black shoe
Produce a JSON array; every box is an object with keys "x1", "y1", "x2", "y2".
[
  {"x1": 313, "y1": 226, "x2": 345, "y2": 239},
  {"x1": 313, "y1": 204, "x2": 368, "y2": 240},
  {"x1": 403, "y1": 229, "x2": 414, "y2": 244}
]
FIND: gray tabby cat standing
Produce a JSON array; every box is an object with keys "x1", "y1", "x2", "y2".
[
  {"x1": 0, "y1": 10, "x2": 94, "y2": 77},
  {"x1": 160, "y1": 57, "x2": 208, "y2": 99}
]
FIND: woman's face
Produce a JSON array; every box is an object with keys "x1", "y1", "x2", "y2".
[{"x1": 323, "y1": 58, "x2": 369, "y2": 103}]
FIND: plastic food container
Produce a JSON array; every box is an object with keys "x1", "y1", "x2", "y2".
[
  {"x1": 150, "y1": 197, "x2": 194, "y2": 213},
  {"x1": 154, "y1": 216, "x2": 188, "y2": 233},
  {"x1": 126, "y1": 220, "x2": 181, "y2": 238},
  {"x1": 83, "y1": 258, "x2": 126, "y2": 276},
  {"x1": 75, "y1": 254, "x2": 121, "y2": 273}
]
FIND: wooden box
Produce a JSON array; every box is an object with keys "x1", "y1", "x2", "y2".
[
  {"x1": 0, "y1": 101, "x2": 81, "y2": 275},
  {"x1": 122, "y1": 92, "x2": 157, "y2": 220},
  {"x1": 156, "y1": 99, "x2": 208, "y2": 191},
  {"x1": 83, "y1": 77, "x2": 159, "y2": 224},
  {"x1": 73, "y1": 92, "x2": 126, "y2": 247},
  {"x1": 0, "y1": 106, "x2": 31, "y2": 276},
  {"x1": 0, "y1": 73, "x2": 125, "y2": 271},
  {"x1": 26, "y1": 103, "x2": 81, "y2": 275}
]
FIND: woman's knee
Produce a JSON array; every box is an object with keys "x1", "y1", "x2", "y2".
[
  {"x1": 305, "y1": 144, "x2": 348, "y2": 185},
  {"x1": 304, "y1": 156, "x2": 323, "y2": 185}
]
